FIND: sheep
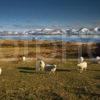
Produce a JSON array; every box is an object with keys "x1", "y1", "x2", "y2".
[
  {"x1": 96, "y1": 56, "x2": 100, "y2": 63},
  {"x1": 22, "y1": 56, "x2": 26, "y2": 61},
  {"x1": 45, "y1": 64, "x2": 57, "y2": 74},
  {"x1": 77, "y1": 61, "x2": 87, "y2": 73},
  {"x1": 91, "y1": 56, "x2": 100, "y2": 63},
  {"x1": 39, "y1": 60, "x2": 46, "y2": 71},
  {"x1": 96, "y1": 56, "x2": 100, "y2": 60},
  {"x1": 36, "y1": 59, "x2": 57, "y2": 73},
  {"x1": 36, "y1": 59, "x2": 46, "y2": 72},
  {"x1": 0, "y1": 68, "x2": 2, "y2": 75}
]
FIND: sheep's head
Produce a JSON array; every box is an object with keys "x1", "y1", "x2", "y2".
[{"x1": 53, "y1": 64, "x2": 57, "y2": 68}]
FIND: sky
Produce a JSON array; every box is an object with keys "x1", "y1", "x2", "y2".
[{"x1": 0, "y1": 0, "x2": 100, "y2": 31}]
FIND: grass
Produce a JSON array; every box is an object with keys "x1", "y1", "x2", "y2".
[
  {"x1": 0, "y1": 40, "x2": 99, "y2": 58},
  {"x1": 0, "y1": 59, "x2": 99, "y2": 100},
  {"x1": 0, "y1": 40, "x2": 99, "y2": 99}
]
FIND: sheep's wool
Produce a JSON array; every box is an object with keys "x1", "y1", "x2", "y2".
[{"x1": 0, "y1": 68, "x2": 2, "y2": 75}]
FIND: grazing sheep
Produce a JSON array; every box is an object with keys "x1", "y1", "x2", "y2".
[
  {"x1": 22, "y1": 56, "x2": 26, "y2": 61},
  {"x1": 91, "y1": 56, "x2": 100, "y2": 63},
  {"x1": 0, "y1": 68, "x2": 2, "y2": 75},
  {"x1": 36, "y1": 59, "x2": 46, "y2": 72},
  {"x1": 46, "y1": 64, "x2": 57, "y2": 74},
  {"x1": 77, "y1": 61, "x2": 87, "y2": 73},
  {"x1": 96, "y1": 56, "x2": 100, "y2": 60}
]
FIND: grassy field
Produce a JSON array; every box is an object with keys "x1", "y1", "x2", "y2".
[
  {"x1": 0, "y1": 59, "x2": 100, "y2": 100},
  {"x1": 0, "y1": 40, "x2": 99, "y2": 58},
  {"x1": 0, "y1": 40, "x2": 100, "y2": 100}
]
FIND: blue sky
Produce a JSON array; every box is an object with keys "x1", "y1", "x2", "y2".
[{"x1": 0, "y1": 0, "x2": 100, "y2": 31}]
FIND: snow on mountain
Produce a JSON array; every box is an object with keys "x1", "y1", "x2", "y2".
[
  {"x1": 94, "y1": 27, "x2": 100, "y2": 32},
  {"x1": 80, "y1": 28, "x2": 89, "y2": 33},
  {"x1": 1, "y1": 27, "x2": 100, "y2": 35}
]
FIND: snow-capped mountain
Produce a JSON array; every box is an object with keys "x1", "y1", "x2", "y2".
[
  {"x1": 0, "y1": 27, "x2": 100, "y2": 35},
  {"x1": 80, "y1": 28, "x2": 90, "y2": 33},
  {"x1": 94, "y1": 27, "x2": 100, "y2": 32}
]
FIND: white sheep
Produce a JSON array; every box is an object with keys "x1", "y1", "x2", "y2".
[
  {"x1": 36, "y1": 59, "x2": 46, "y2": 72},
  {"x1": 96, "y1": 56, "x2": 100, "y2": 63},
  {"x1": 77, "y1": 61, "x2": 87, "y2": 73},
  {"x1": 22, "y1": 56, "x2": 26, "y2": 61},
  {"x1": 0, "y1": 68, "x2": 2, "y2": 75},
  {"x1": 40, "y1": 60, "x2": 45, "y2": 71},
  {"x1": 96, "y1": 56, "x2": 100, "y2": 60},
  {"x1": 91, "y1": 56, "x2": 100, "y2": 63}
]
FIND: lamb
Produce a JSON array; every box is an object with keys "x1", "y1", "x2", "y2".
[
  {"x1": 0, "y1": 68, "x2": 2, "y2": 75},
  {"x1": 77, "y1": 61, "x2": 87, "y2": 73}
]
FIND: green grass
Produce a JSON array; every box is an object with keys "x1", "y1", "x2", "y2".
[{"x1": 0, "y1": 60, "x2": 99, "y2": 100}]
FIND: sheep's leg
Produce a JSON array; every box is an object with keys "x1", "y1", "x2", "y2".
[
  {"x1": 80, "y1": 70, "x2": 82, "y2": 73},
  {"x1": 84, "y1": 68, "x2": 87, "y2": 71},
  {"x1": 49, "y1": 71, "x2": 55, "y2": 75},
  {"x1": 49, "y1": 71, "x2": 51, "y2": 75},
  {"x1": 41, "y1": 67, "x2": 44, "y2": 71},
  {"x1": 49, "y1": 70, "x2": 53, "y2": 75},
  {"x1": 80, "y1": 68, "x2": 83, "y2": 73}
]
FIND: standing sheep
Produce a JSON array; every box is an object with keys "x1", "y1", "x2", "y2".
[
  {"x1": 77, "y1": 61, "x2": 87, "y2": 73},
  {"x1": 36, "y1": 59, "x2": 46, "y2": 72},
  {"x1": 22, "y1": 56, "x2": 26, "y2": 61},
  {"x1": 96, "y1": 56, "x2": 100, "y2": 63},
  {"x1": 40, "y1": 60, "x2": 45, "y2": 71},
  {"x1": 46, "y1": 64, "x2": 57, "y2": 74},
  {"x1": 91, "y1": 56, "x2": 100, "y2": 63}
]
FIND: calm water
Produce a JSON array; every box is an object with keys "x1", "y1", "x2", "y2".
[{"x1": 0, "y1": 35, "x2": 100, "y2": 42}]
